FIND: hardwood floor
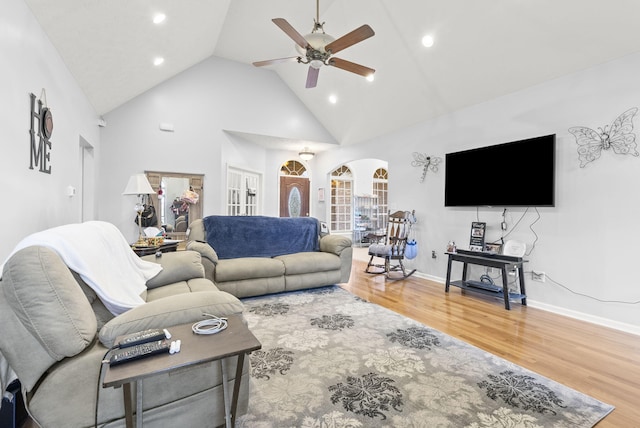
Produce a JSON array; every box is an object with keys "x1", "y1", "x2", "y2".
[
  {"x1": 17, "y1": 255, "x2": 639, "y2": 427},
  {"x1": 343, "y1": 258, "x2": 640, "y2": 427}
]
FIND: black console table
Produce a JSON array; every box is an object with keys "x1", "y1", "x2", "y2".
[{"x1": 445, "y1": 249, "x2": 527, "y2": 310}]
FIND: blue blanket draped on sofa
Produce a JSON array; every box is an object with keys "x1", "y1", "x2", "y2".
[{"x1": 203, "y1": 216, "x2": 319, "y2": 259}]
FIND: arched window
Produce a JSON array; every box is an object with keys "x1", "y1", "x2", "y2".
[
  {"x1": 372, "y1": 167, "x2": 388, "y2": 230},
  {"x1": 330, "y1": 165, "x2": 353, "y2": 232},
  {"x1": 280, "y1": 160, "x2": 308, "y2": 177}
]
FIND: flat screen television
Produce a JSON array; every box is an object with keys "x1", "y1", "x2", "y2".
[{"x1": 444, "y1": 134, "x2": 556, "y2": 207}]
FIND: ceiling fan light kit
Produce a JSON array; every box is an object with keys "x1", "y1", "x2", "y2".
[
  {"x1": 299, "y1": 148, "x2": 315, "y2": 160},
  {"x1": 253, "y1": 0, "x2": 375, "y2": 89},
  {"x1": 295, "y1": 32, "x2": 335, "y2": 56}
]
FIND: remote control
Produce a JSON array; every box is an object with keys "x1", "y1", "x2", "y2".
[
  {"x1": 109, "y1": 340, "x2": 170, "y2": 366},
  {"x1": 117, "y1": 329, "x2": 167, "y2": 348}
]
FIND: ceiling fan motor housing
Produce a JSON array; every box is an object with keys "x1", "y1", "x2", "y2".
[{"x1": 295, "y1": 32, "x2": 335, "y2": 55}]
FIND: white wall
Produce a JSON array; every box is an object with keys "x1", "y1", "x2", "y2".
[
  {"x1": 0, "y1": 0, "x2": 100, "y2": 263},
  {"x1": 100, "y1": 56, "x2": 337, "y2": 240},
  {"x1": 315, "y1": 52, "x2": 640, "y2": 332},
  {"x1": 9, "y1": 0, "x2": 637, "y2": 331},
  {"x1": 350, "y1": 158, "x2": 388, "y2": 198}
]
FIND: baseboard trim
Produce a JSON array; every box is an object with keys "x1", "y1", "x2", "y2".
[
  {"x1": 414, "y1": 272, "x2": 640, "y2": 336},
  {"x1": 526, "y1": 300, "x2": 640, "y2": 336}
]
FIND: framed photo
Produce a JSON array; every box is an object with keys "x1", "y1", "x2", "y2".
[
  {"x1": 485, "y1": 243, "x2": 502, "y2": 254},
  {"x1": 469, "y1": 222, "x2": 486, "y2": 251}
]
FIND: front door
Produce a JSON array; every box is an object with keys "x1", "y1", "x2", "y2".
[{"x1": 279, "y1": 176, "x2": 310, "y2": 217}]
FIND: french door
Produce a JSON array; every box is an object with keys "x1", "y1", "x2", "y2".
[{"x1": 227, "y1": 167, "x2": 261, "y2": 216}]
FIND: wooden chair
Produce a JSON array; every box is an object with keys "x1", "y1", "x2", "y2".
[{"x1": 365, "y1": 210, "x2": 417, "y2": 280}]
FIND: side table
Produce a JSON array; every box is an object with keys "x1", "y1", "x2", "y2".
[
  {"x1": 445, "y1": 249, "x2": 527, "y2": 310},
  {"x1": 102, "y1": 315, "x2": 261, "y2": 427},
  {"x1": 131, "y1": 241, "x2": 180, "y2": 257}
]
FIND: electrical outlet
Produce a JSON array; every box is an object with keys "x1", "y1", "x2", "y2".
[
  {"x1": 532, "y1": 271, "x2": 546, "y2": 282},
  {"x1": 431, "y1": 250, "x2": 437, "y2": 259}
]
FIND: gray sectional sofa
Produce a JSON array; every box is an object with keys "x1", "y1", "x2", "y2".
[
  {"x1": 186, "y1": 216, "x2": 353, "y2": 298},
  {"x1": 0, "y1": 222, "x2": 247, "y2": 428},
  {"x1": 0, "y1": 217, "x2": 352, "y2": 427}
]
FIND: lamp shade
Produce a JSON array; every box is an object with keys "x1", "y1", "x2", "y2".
[{"x1": 122, "y1": 174, "x2": 154, "y2": 195}]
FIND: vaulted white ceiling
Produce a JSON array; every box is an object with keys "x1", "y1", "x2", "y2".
[{"x1": 24, "y1": 0, "x2": 640, "y2": 145}]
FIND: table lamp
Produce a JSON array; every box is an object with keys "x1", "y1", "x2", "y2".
[{"x1": 123, "y1": 173, "x2": 155, "y2": 246}]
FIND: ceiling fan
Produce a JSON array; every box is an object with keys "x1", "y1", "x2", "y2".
[{"x1": 253, "y1": 0, "x2": 375, "y2": 88}]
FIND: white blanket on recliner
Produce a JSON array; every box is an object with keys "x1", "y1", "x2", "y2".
[{"x1": 0, "y1": 221, "x2": 162, "y2": 316}]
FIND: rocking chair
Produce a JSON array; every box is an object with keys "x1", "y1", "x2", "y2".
[{"x1": 365, "y1": 210, "x2": 417, "y2": 280}]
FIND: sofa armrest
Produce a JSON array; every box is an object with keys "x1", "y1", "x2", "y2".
[
  {"x1": 186, "y1": 241, "x2": 218, "y2": 264},
  {"x1": 186, "y1": 241, "x2": 218, "y2": 282},
  {"x1": 141, "y1": 250, "x2": 205, "y2": 289},
  {"x1": 98, "y1": 291, "x2": 244, "y2": 348},
  {"x1": 320, "y1": 234, "x2": 352, "y2": 256},
  {"x1": 320, "y1": 235, "x2": 353, "y2": 283}
]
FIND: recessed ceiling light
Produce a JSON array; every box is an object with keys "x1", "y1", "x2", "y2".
[
  {"x1": 366, "y1": 74, "x2": 375, "y2": 82},
  {"x1": 328, "y1": 94, "x2": 338, "y2": 104},
  {"x1": 421, "y1": 34, "x2": 435, "y2": 48},
  {"x1": 153, "y1": 13, "x2": 166, "y2": 24},
  {"x1": 153, "y1": 57, "x2": 164, "y2": 66}
]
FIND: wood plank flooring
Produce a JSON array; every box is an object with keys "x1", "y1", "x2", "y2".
[
  {"x1": 19, "y1": 256, "x2": 639, "y2": 427},
  {"x1": 343, "y1": 257, "x2": 640, "y2": 427}
]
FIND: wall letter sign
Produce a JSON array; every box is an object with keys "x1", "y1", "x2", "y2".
[{"x1": 29, "y1": 92, "x2": 53, "y2": 174}]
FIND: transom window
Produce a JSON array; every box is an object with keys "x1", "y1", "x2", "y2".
[{"x1": 280, "y1": 160, "x2": 308, "y2": 176}]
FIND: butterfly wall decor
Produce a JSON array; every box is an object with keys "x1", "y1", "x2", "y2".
[
  {"x1": 411, "y1": 153, "x2": 442, "y2": 182},
  {"x1": 568, "y1": 107, "x2": 639, "y2": 168}
]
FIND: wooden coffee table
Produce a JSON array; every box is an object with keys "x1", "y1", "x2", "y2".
[{"x1": 103, "y1": 314, "x2": 261, "y2": 427}]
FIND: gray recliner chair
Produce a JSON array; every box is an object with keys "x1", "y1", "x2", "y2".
[{"x1": 0, "y1": 246, "x2": 247, "y2": 427}]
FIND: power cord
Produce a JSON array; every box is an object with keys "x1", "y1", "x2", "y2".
[
  {"x1": 484, "y1": 207, "x2": 540, "y2": 256},
  {"x1": 546, "y1": 273, "x2": 639, "y2": 305},
  {"x1": 479, "y1": 274, "x2": 494, "y2": 285},
  {"x1": 524, "y1": 207, "x2": 540, "y2": 256},
  {"x1": 192, "y1": 314, "x2": 228, "y2": 335},
  {"x1": 95, "y1": 345, "x2": 119, "y2": 428},
  {"x1": 527, "y1": 271, "x2": 640, "y2": 305},
  {"x1": 502, "y1": 207, "x2": 529, "y2": 240}
]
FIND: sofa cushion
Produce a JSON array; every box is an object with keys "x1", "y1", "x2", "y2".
[
  {"x1": 4, "y1": 221, "x2": 161, "y2": 315},
  {"x1": 146, "y1": 278, "x2": 219, "y2": 301},
  {"x1": 98, "y1": 291, "x2": 243, "y2": 348},
  {"x1": 143, "y1": 250, "x2": 205, "y2": 289},
  {"x1": 215, "y1": 258, "x2": 285, "y2": 282},
  {"x1": 2, "y1": 247, "x2": 97, "y2": 360},
  {"x1": 276, "y1": 252, "x2": 341, "y2": 275},
  {"x1": 204, "y1": 216, "x2": 319, "y2": 259},
  {"x1": 215, "y1": 277, "x2": 286, "y2": 299}
]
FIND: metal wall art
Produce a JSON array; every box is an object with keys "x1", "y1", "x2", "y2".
[
  {"x1": 29, "y1": 89, "x2": 53, "y2": 174},
  {"x1": 411, "y1": 153, "x2": 442, "y2": 182},
  {"x1": 568, "y1": 107, "x2": 639, "y2": 168}
]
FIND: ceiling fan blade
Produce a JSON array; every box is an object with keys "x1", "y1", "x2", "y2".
[
  {"x1": 324, "y1": 24, "x2": 374, "y2": 55},
  {"x1": 253, "y1": 56, "x2": 298, "y2": 67},
  {"x1": 329, "y1": 57, "x2": 375, "y2": 77},
  {"x1": 306, "y1": 66, "x2": 320, "y2": 88},
  {"x1": 272, "y1": 18, "x2": 309, "y2": 50}
]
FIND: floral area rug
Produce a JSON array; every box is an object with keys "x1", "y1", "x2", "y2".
[{"x1": 237, "y1": 286, "x2": 613, "y2": 427}]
